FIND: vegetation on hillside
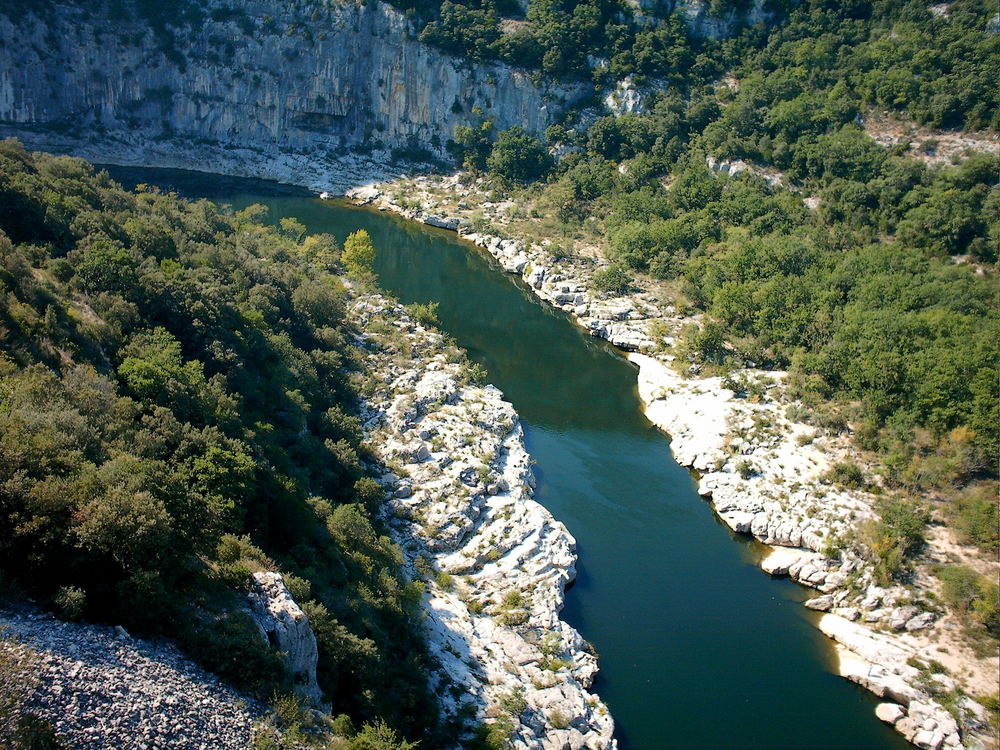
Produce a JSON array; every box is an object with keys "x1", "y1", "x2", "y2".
[
  {"x1": 450, "y1": 0, "x2": 999, "y2": 635},
  {"x1": 0, "y1": 141, "x2": 446, "y2": 747}
]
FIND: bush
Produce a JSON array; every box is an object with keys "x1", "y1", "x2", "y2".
[
  {"x1": 342, "y1": 230, "x2": 376, "y2": 274},
  {"x1": 937, "y1": 565, "x2": 999, "y2": 637},
  {"x1": 548, "y1": 710, "x2": 570, "y2": 730},
  {"x1": 858, "y1": 497, "x2": 929, "y2": 585},
  {"x1": 486, "y1": 127, "x2": 550, "y2": 183},
  {"x1": 349, "y1": 720, "x2": 418, "y2": 750},
  {"x1": 824, "y1": 460, "x2": 865, "y2": 489},
  {"x1": 404, "y1": 301, "x2": 440, "y2": 328},
  {"x1": 947, "y1": 483, "x2": 999, "y2": 553},
  {"x1": 592, "y1": 265, "x2": 631, "y2": 296},
  {"x1": 52, "y1": 586, "x2": 86, "y2": 621}
]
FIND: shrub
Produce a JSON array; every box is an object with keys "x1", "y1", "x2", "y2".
[
  {"x1": 937, "y1": 565, "x2": 999, "y2": 637},
  {"x1": 404, "y1": 301, "x2": 440, "y2": 328},
  {"x1": 52, "y1": 586, "x2": 86, "y2": 621},
  {"x1": 824, "y1": 460, "x2": 865, "y2": 489},
  {"x1": 858, "y1": 497, "x2": 929, "y2": 585},
  {"x1": 947, "y1": 483, "x2": 999, "y2": 553},
  {"x1": 461, "y1": 361, "x2": 488, "y2": 385},
  {"x1": 469, "y1": 717, "x2": 514, "y2": 750},
  {"x1": 548, "y1": 710, "x2": 570, "y2": 730},
  {"x1": 486, "y1": 127, "x2": 551, "y2": 183},
  {"x1": 349, "y1": 719, "x2": 417, "y2": 750},
  {"x1": 498, "y1": 687, "x2": 526, "y2": 716},
  {"x1": 592, "y1": 265, "x2": 631, "y2": 296}
]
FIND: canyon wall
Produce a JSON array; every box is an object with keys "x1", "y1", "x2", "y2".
[{"x1": 0, "y1": 0, "x2": 584, "y2": 187}]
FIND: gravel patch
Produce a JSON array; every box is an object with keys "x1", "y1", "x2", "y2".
[{"x1": 1, "y1": 607, "x2": 262, "y2": 750}]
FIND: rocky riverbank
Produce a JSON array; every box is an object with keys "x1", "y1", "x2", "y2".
[
  {"x1": 349, "y1": 289, "x2": 616, "y2": 750},
  {"x1": 345, "y1": 173, "x2": 998, "y2": 750}
]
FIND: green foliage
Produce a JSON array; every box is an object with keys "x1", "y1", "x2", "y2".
[
  {"x1": 857, "y1": 497, "x2": 929, "y2": 585},
  {"x1": 404, "y1": 301, "x2": 440, "y2": 328},
  {"x1": 349, "y1": 720, "x2": 419, "y2": 750},
  {"x1": 946, "y1": 484, "x2": 999, "y2": 553},
  {"x1": 937, "y1": 565, "x2": 999, "y2": 637},
  {"x1": 823, "y1": 460, "x2": 865, "y2": 490},
  {"x1": 591, "y1": 264, "x2": 631, "y2": 295},
  {"x1": 469, "y1": 718, "x2": 514, "y2": 750},
  {"x1": 487, "y1": 127, "x2": 551, "y2": 184},
  {"x1": 548, "y1": 710, "x2": 570, "y2": 730},
  {"x1": 342, "y1": 230, "x2": 377, "y2": 274},
  {"x1": 52, "y1": 586, "x2": 86, "y2": 621},
  {"x1": 0, "y1": 142, "x2": 439, "y2": 741}
]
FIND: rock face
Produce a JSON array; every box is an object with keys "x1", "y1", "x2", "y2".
[
  {"x1": 351, "y1": 292, "x2": 616, "y2": 749},
  {"x1": 248, "y1": 571, "x2": 323, "y2": 706},
  {"x1": 0, "y1": 607, "x2": 261, "y2": 749},
  {"x1": 0, "y1": 0, "x2": 584, "y2": 191}
]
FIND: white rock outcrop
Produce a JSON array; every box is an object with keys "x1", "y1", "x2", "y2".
[
  {"x1": 248, "y1": 572, "x2": 323, "y2": 707},
  {"x1": 0, "y1": 0, "x2": 586, "y2": 193},
  {"x1": 351, "y1": 292, "x2": 616, "y2": 749}
]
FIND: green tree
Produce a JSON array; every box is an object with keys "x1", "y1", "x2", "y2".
[
  {"x1": 342, "y1": 230, "x2": 376, "y2": 274},
  {"x1": 486, "y1": 126, "x2": 550, "y2": 183}
]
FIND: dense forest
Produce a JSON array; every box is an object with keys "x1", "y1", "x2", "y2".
[{"x1": 0, "y1": 142, "x2": 454, "y2": 748}]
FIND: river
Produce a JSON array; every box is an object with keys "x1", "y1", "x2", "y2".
[{"x1": 109, "y1": 166, "x2": 908, "y2": 750}]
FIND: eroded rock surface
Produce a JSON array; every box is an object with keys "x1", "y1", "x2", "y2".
[
  {"x1": 248, "y1": 571, "x2": 323, "y2": 706},
  {"x1": 0, "y1": 0, "x2": 585, "y2": 193},
  {"x1": 351, "y1": 292, "x2": 616, "y2": 749}
]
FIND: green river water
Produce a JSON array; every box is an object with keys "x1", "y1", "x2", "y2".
[{"x1": 110, "y1": 167, "x2": 909, "y2": 750}]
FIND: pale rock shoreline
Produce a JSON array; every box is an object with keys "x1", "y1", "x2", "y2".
[
  {"x1": 350, "y1": 291, "x2": 616, "y2": 749},
  {"x1": 346, "y1": 172, "x2": 998, "y2": 750}
]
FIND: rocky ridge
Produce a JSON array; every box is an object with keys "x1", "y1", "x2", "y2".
[
  {"x1": 349, "y1": 291, "x2": 616, "y2": 750},
  {"x1": 346, "y1": 173, "x2": 997, "y2": 750},
  {"x1": 0, "y1": 607, "x2": 263, "y2": 749}
]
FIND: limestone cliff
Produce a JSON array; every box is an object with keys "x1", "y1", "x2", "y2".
[
  {"x1": 0, "y1": 0, "x2": 584, "y2": 187},
  {"x1": 247, "y1": 572, "x2": 323, "y2": 707}
]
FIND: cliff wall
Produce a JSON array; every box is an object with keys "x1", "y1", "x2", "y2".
[{"x1": 0, "y1": 0, "x2": 584, "y2": 187}]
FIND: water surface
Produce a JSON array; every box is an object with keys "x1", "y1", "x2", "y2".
[{"x1": 109, "y1": 166, "x2": 908, "y2": 750}]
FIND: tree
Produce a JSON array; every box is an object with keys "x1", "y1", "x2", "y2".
[
  {"x1": 486, "y1": 126, "x2": 551, "y2": 183},
  {"x1": 342, "y1": 230, "x2": 376, "y2": 274}
]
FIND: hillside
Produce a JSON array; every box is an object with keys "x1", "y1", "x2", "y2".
[{"x1": 0, "y1": 141, "x2": 444, "y2": 748}]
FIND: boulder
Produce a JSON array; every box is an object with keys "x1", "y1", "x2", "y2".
[
  {"x1": 904, "y1": 612, "x2": 936, "y2": 631},
  {"x1": 875, "y1": 702, "x2": 905, "y2": 725},
  {"x1": 248, "y1": 572, "x2": 323, "y2": 706},
  {"x1": 804, "y1": 595, "x2": 834, "y2": 611},
  {"x1": 889, "y1": 605, "x2": 919, "y2": 631}
]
